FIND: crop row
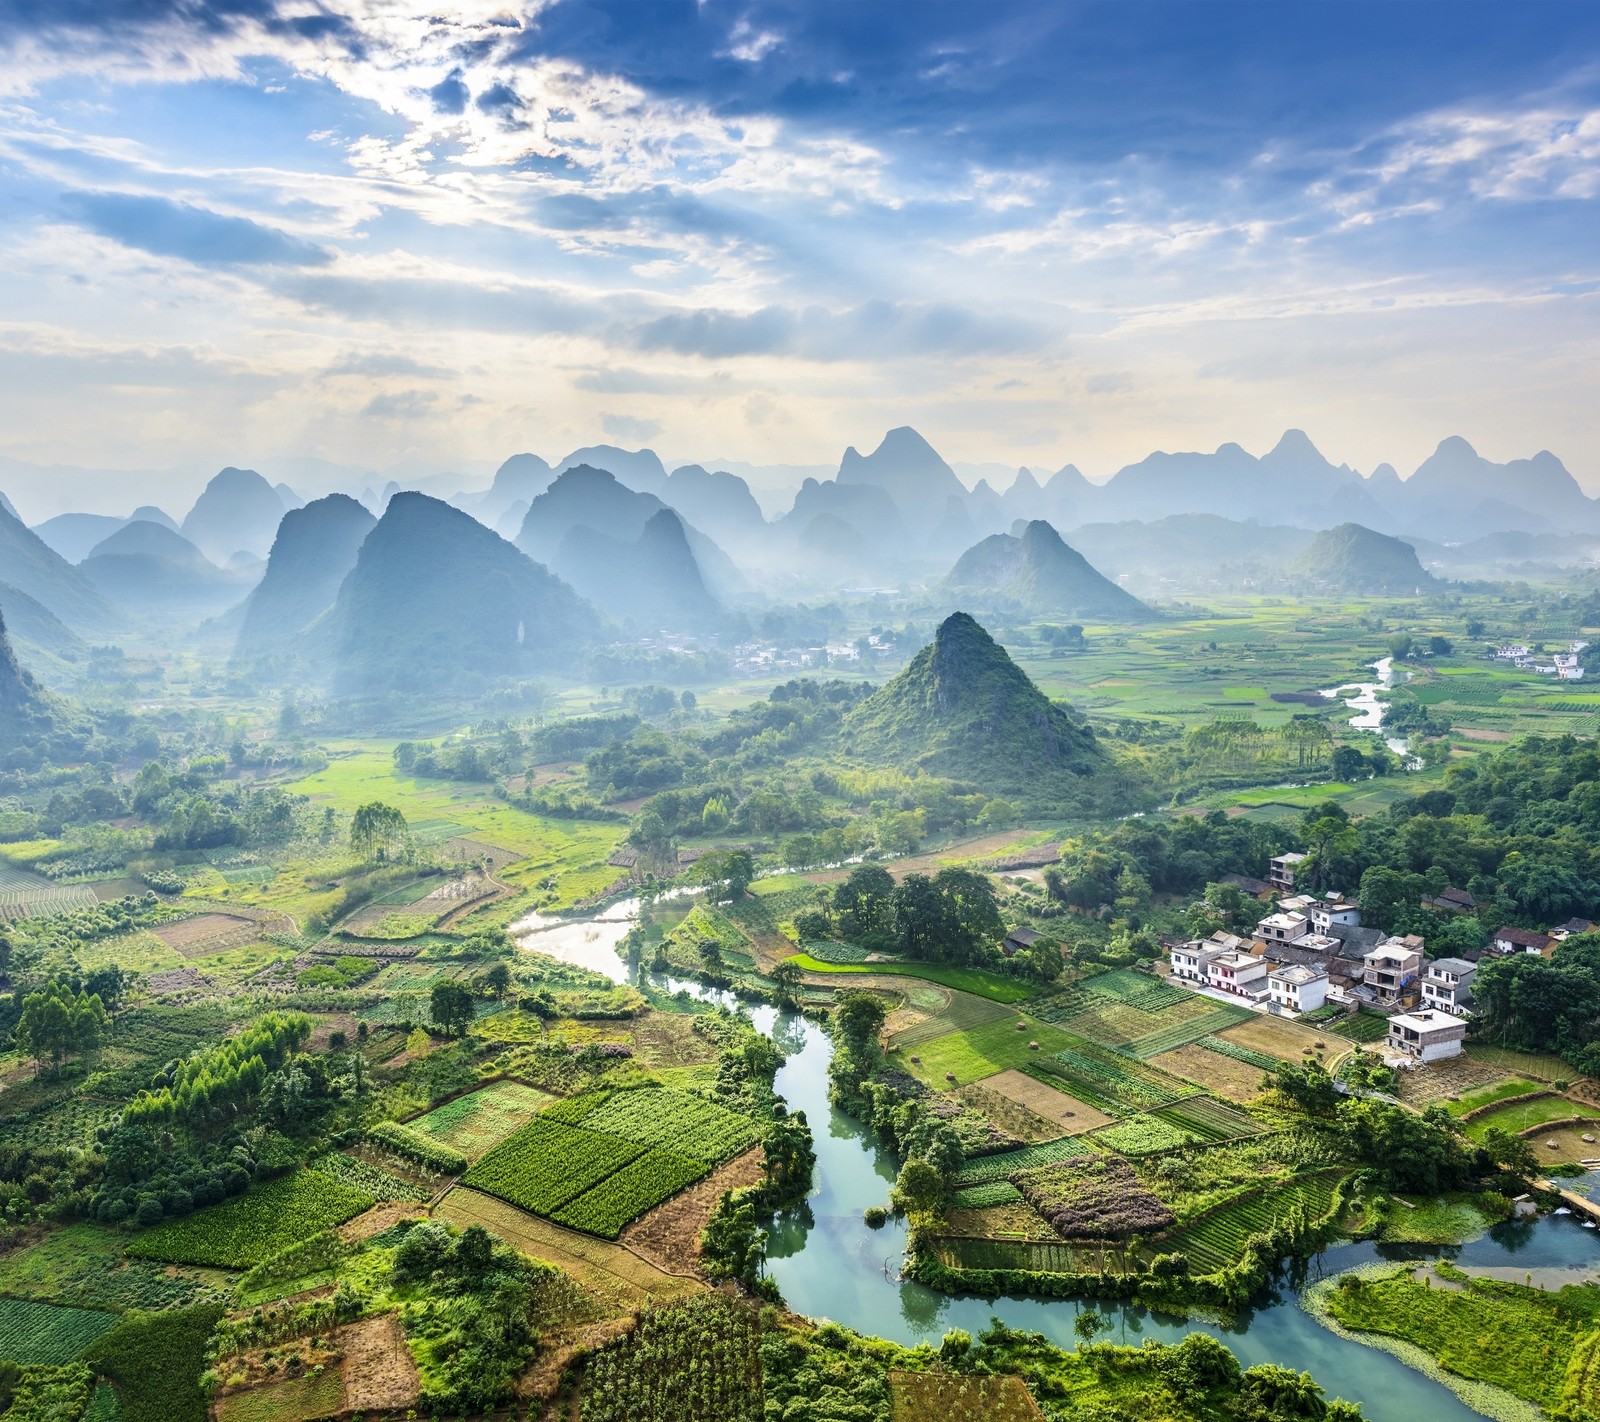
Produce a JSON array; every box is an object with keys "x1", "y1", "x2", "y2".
[
  {"x1": 464, "y1": 1119, "x2": 646, "y2": 1215},
  {"x1": 1161, "y1": 1171, "x2": 1343, "y2": 1273},
  {"x1": 951, "y1": 1135, "x2": 1090, "y2": 1187},
  {"x1": 126, "y1": 1171, "x2": 375, "y2": 1269},
  {"x1": 366, "y1": 1120, "x2": 469, "y2": 1175},
  {"x1": 553, "y1": 1148, "x2": 709, "y2": 1238},
  {"x1": 1048, "y1": 1045, "x2": 1183, "y2": 1109},
  {"x1": 1119, "y1": 1005, "x2": 1254, "y2": 1061},
  {"x1": 950, "y1": 1180, "x2": 1023, "y2": 1209},
  {"x1": 0, "y1": 1297, "x2": 117, "y2": 1366},
  {"x1": 581, "y1": 1088, "x2": 761, "y2": 1163},
  {"x1": 1154, "y1": 1096, "x2": 1267, "y2": 1142},
  {"x1": 1199, "y1": 1035, "x2": 1280, "y2": 1071},
  {"x1": 305, "y1": 1150, "x2": 431, "y2": 1202}
]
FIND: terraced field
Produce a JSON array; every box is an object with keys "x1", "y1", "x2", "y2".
[
  {"x1": 0, "y1": 860, "x2": 99, "y2": 920},
  {"x1": 1155, "y1": 1170, "x2": 1346, "y2": 1273}
]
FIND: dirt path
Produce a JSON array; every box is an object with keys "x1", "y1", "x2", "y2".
[{"x1": 339, "y1": 1313, "x2": 420, "y2": 1412}]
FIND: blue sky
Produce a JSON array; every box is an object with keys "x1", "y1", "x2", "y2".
[{"x1": 0, "y1": 0, "x2": 1596, "y2": 506}]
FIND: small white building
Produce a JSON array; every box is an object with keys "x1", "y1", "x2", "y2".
[
  {"x1": 1207, "y1": 950, "x2": 1270, "y2": 1000},
  {"x1": 1268, "y1": 963, "x2": 1328, "y2": 1014},
  {"x1": 1169, "y1": 938, "x2": 1223, "y2": 984},
  {"x1": 1309, "y1": 899, "x2": 1361, "y2": 934},
  {"x1": 1269, "y1": 853, "x2": 1308, "y2": 891},
  {"x1": 1386, "y1": 1008, "x2": 1467, "y2": 1063},
  {"x1": 1257, "y1": 911, "x2": 1310, "y2": 945}
]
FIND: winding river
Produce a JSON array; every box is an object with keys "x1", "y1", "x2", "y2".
[
  {"x1": 514, "y1": 902, "x2": 1600, "y2": 1421},
  {"x1": 1322, "y1": 656, "x2": 1419, "y2": 766}
]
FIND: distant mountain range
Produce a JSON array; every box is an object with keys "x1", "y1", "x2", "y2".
[{"x1": 944, "y1": 520, "x2": 1149, "y2": 621}]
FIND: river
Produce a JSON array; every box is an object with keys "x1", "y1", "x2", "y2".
[
  {"x1": 514, "y1": 902, "x2": 1600, "y2": 1421},
  {"x1": 1322, "y1": 656, "x2": 1419, "y2": 767}
]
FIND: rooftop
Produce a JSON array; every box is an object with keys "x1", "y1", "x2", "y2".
[
  {"x1": 1389, "y1": 1008, "x2": 1467, "y2": 1033},
  {"x1": 1428, "y1": 957, "x2": 1477, "y2": 975},
  {"x1": 1270, "y1": 963, "x2": 1327, "y2": 985}
]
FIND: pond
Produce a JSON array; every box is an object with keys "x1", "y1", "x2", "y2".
[{"x1": 516, "y1": 904, "x2": 1600, "y2": 1421}]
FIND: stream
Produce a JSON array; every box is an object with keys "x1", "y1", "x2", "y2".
[
  {"x1": 513, "y1": 902, "x2": 1600, "y2": 1421},
  {"x1": 1322, "y1": 656, "x2": 1419, "y2": 767}
]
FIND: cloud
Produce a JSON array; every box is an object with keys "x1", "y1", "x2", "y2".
[
  {"x1": 723, "y1": 19, "x2": 783, "y2": 64},
  {"x1": 324, "y1": 351, "x2": 450, "y2": 379},
  {"x1": 600, "y1": 412, "x2": 662, "y2": 440},
  {"x1": 61, "y1": 191, "x2": 331, "y2": 268},
  {"x1": 360, "y1": 389, "x2": 437, "y2": 419}
]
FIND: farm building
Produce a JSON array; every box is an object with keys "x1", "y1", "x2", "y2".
[
  {"x1": 1492, "y1": 926, "x2": 1554, "y2": 956},
  {"x1": 1385, "y1": 1008, "x2": 1467, "y2": 1063}
]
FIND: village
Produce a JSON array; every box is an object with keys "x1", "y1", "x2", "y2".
[{"x1": 1165, "y1": 851, "x2": 1596, "y2": 1068}]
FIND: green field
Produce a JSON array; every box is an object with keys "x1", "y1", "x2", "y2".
[
  {"x1": 0, "y1": 1296, "x2": 117, "y2": 1364},
  {"x1": 406, "y1": 1080, "x2": 558, "y2": 1160},
  {"x1": 125, "y1": 1173, "x2": 375, "y2": 1269},
  {"x1": 786, "y1": 954, "x2": 1034, "y2": 1002},
  {"x1": 1463, "y1": 1096, "x2": 1600, "y2": 1141},
  {"x1": 901, "y1": 1015, "x2": 1081, "y2": 1087}
]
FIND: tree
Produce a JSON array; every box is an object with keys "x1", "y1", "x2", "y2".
[
  {"x1": 1330, "y1": 746, "x2": 1368, "y2": 782},
  {"x1": 430, "y1": 980, "x2": 475, "y2": 1037},
  {"x1": 477, "y1": 963, "x2": 513, "y2": 999},
  {"x1": 770, "y1": 958, "x2": 803, "y2": 1007},
  {"x1": 1428, "y1": 635, "x2": 1453, "y2": 657},
  {"x1": 350, "y1": 801, "x2": 409, "y2": 862},
  {"x1": 832, "y1": 991, "x2": 887, "y2": 1056},
  {"x1": 833, "y1": 864, "x2": 895, "y2": 940},
  {"x1": 889, "y1": 1157, "x2": 946, "y2": 1223},
  {"x1": 1480, "y1": 1125, "x2": 1538, "y2": 1180},
  {"x1": 1073, "y1": 1309, "x2": 1105, "y2": 1344},
  {"x1": 697, "y1": 848, "x2": 754, "y2": 901},
  {"x1": 1266, "y1": 1060, "x2": 1340, "y2": 1115},
  {"x1": 16, "y1": 983, "x2": 108, "y2": 1075}
]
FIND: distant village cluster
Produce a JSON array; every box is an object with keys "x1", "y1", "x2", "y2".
[
  {"x1": 1496, "y1": 640, "x2": 1588, "y2": 679},
  {"x1": 1167, "y1": 852, "x2": 1594, "y2": 1067}
]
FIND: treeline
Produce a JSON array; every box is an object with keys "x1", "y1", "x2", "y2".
[{"x1": 804, "y1": 864, "x2": 1006, "y2": 967}]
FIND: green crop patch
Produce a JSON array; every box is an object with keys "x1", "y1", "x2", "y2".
[
  {"x1": 1119, "y1": 1003, "x2": 1254, "y2": 1060},
  {"x1": 407, "y1": 1079, "x2": 557, "y2": 1160},
  {"x1": 1154, "y1": 1096, "x2": 1267, "y2": 1142},
  {"x1": 1199, "y1": 1035, "x2": 1280, "y2": 1071},
  {"x1": 951, "y1": 1136, "x2": 1091, "y2": 1187},
  {"x1": 125, "y1": 1172, "x2": 374, "y2": 1269},
  {"x1": 0, "y1": 1297, "x2": 117, "y2": 1365},
  {"x1": 553, "y1": 1148, "x2": 709, "y2": 1238},
  {"x1": 463, "y1": 1119, "x2": 646, "y2": 1215},
  {"x1": 579, "y1": 1088, "x2": 761, "y2": 1163}
]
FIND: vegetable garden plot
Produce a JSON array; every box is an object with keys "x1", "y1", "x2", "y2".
[
  {"x1": 969, "y1": 1069, "x2": 1116, "y2": 1133},
  {"x1": 936, "y1": 1236, "x2": 1108, "y2": 1275},
  {"x1": 1153, "y1": 1095, "x2": 1266, "y2": 1141},
  {"x1": 578, "y1": 1297, "x2": 763, "y2": 1422},
  {"x1": 125, "y1": 1172, "x2": 375, "y2": 1269},
  {"x1": 305, "y1": 1151, "x2": 430, "y2": 1203},
  {"x1": 553, "y1": 1149, "x2": 709, "y2": 1238},
  {"x1": 889, "y1": 1371, "x2": 1043, "y2": 1422},
  {"x1": 1045, "y1": 1039, "x2": 1188, "y2": 1111},
  {"x1": 1213, "y1": 1014, "x2": 1335, "y2": 1063},
  {"x1": 463, "y1": 1120, "x2": 647, "y2": 1215},
  {"x1": 891, "y1": 991, "x2": 1016, "y2": 1049},
  {"x1": 951, "y1": 1136, "x2": 1091, "y2": 1187},
  {"x1": 950, "y1": 1180, "x2": 1024, "y2": 1209},
  {"x1": 1156, "y1": 1170, "x2": 1346, "y2": 1274},
  {"x1": 1059, "y1": 1002, "x2": 1165, "y2": 1048},
  {"x1": 0, "y1": 1297, "x2": 116, "y2": 1365},
  {"x1": 1080, "y1": 968, "x2": 1190, "y2": 1011},
  {"x1": 1117, "y1": 1003, "x2": 1255, "y2": 1060},
  {"x1": 1199, "y1": 1035, "x2": 1279, "y2": 1071},
  {"x1": 406, "y1": 1080, "x2": 556, "y2": 1159},
  {"x1": 579, "y1": 1088, "x2": 762, "y2": 1162},
  {"x1": 0, "y1": 858, "x2": 99, "y2": 920}
]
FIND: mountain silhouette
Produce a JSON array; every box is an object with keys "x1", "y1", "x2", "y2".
[{"x1": 945, "y1": 520, "x2": 1149, "y2": 619}]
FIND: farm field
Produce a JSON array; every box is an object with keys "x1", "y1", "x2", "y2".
[
  {"x1": 463, "y1": 1087, "x2": 761, "y2": 1237},
  {"x1": 0, "y1": 1296, "x2": 117, "y2": 1364},
  {"x1": 788, "y1": 953, "x2": 1035, "y2": 1001},
  {"x1": 0, "y1": 1223, "x2": 225, "y2": 1313},
  {"x1": 900, "y1": 1016, "x2": 1081, "y2": 1088},
  {"x1": 889, "y1": 1370, "x2": 1042, "y2": 1421},
  {"x1": 888, "y1": 990, "x2": 1017, "y2": 1049},
  {"x1": 284, "y1": 748, "x2": 624, "y2": 909},
  {"x1": 126, "y1": 1171, "x2": 375, "y2": 1269},
  {"x1": 214, "y1": 1369, "x2": 344, "y2": 1422},
  {"x1": 405, "y1": 1079, "x2": 557, "y2": 1159},
  {"x1": 0, "y1": 857, "x2": 100, "y2": 920},
  {"x1": 1214, "y1": 1013, "x2": 1340, "y2": 1065},
  {"x1": 1156, "y1": 1170, "x2": 1347, "y2": 1274},
  {"x1": 969, "y1": 1068, "x2": 1116, "y2": 1134},
  {"x1": 1149, "y1": 1042, "x2": 1270, "y2": 1101},
  {"x1": 1462, "y1": 1095, "x2": 1600, "y2": 1141}
]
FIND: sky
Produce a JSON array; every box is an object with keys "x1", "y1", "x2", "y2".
[{"x1": 0, "y1": 0, "x2": 1598, "y2": 512}]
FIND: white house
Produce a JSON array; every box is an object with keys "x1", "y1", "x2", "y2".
[
  {"x1": 1268, "y1": 963, "x2": 1328, "y2": 1014},
  {"x1": 1207, "y1": 950, "x2": 1271, "y2": 1000},
  {"x1": 1257, "y1": 911, "x2": 1310, "y2": 945},
  {"x1": 1420, "y1": 957, "x2": 1476, "y2": 1014},
  {"x1": 1386, "y1": 1008, "x2": 1467, "y2": 1063},
  {"x1": 1169, "y1": 938, "x2": 1224, "y2": 984},
  {"x1": 1493, "y1": 927, "x2": 1553, "y2": 956},
  {"x1": 1309, "y1": 899, "x2": 1361, "y2": 934}
]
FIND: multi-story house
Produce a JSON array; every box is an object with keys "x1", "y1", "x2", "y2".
[
  {"x1": 1420, "y1": 957, "x2": 1476, "y2": 1015},
  {"x1": 1386, "y1": 1008, "x2": 1467, "y2": 1062}
]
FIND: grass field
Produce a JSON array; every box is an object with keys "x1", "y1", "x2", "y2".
[
  {"x1": 1442, "y1": 1078, "x2": 1546, "y2": 1117},
  {"x1": 0, "y1": 1224, "x2": 224, "y2": 1313},
  {"x1": 901, "y1": 1016, "x2": 1081, "y2": 1088},
  {"x1": 889, "y1": 991, "x2": 1017, "y2": 1049},
  {"x1": 214, "y1": 1370, "x2": 344, "y2": 1422},
  {"x1": 1214, "y1": 1014, "x2": 1338, "y2": 1065},
  {"x1": 1150, "y1": 1042, "x2": 1270, "y2": 1102},
  {"x1": 1463, "y1": 1096, "x2": 1600, "y2": 1141}
]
